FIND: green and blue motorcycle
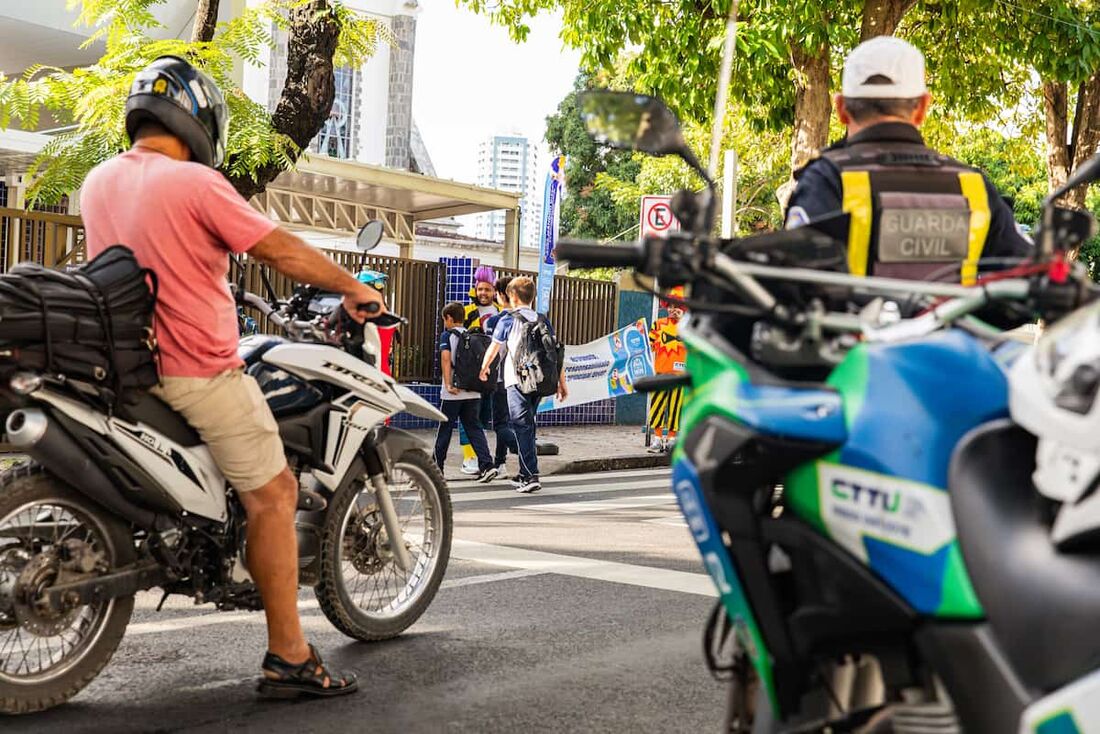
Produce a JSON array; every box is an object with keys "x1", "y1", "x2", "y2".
[{"x1": 560, "y1": 91, "x2": 1100, "y2": 733}]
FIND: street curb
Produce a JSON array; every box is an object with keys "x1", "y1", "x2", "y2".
[{"x1": 547, "y1": 453, "x2": 671, "y2": 476}]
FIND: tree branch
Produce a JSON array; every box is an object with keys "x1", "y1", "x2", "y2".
[
  {"x1": 860, "y1": 0, "x2": 917, "y2": 40},
  {"x1": 192, "y1": 0, "x2": 221, "y2": 44},
  {"x1": 226, "y1": 1, "x2": 340, "y2": 200}
]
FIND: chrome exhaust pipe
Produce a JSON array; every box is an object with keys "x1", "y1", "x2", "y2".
[
  {"x1": 6, "y1": 408, "x2": 157, "y2": 528},
  {"x1": 6, "y1": 409, "x2": 48, "y2": 449}
]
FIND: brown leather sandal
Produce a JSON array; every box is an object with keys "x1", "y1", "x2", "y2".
[{"x1": 257, "y1": 644, "x2": 359, "y2": 699}]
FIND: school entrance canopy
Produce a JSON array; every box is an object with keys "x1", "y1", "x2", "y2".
[
  {"x1": 255, "y1": 155, "x2": 523, "y2": 265},
  {"x1": 0, "y1": 130, "x2": 524, "y2": 267}
]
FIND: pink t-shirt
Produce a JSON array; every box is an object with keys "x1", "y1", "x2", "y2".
[{"x1": 80, "y1": 148, "x2": 277, "y2": 377}]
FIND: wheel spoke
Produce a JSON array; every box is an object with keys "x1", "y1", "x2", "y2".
[{"x1": 0, "y1": 498, "x2": 114, "y2": 683}]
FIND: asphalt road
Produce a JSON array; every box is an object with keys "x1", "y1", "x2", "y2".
[{"x1": 8, "y1": 468, "x2": 728, "y2": 734}]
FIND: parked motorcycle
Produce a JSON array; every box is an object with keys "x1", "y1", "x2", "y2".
[
  {"x1": 0, "y1": 223, "x2": 450, "y2": 714},
  {"x1": 559, "y1": 89, "x2": 1100, "y2": 733}
]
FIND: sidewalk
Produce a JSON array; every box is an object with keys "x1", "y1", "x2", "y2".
[{"x1": 418, "y1": 424, "x2": 671, "y2": 483}]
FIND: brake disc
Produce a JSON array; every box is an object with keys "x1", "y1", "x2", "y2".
[
  {"x1": 13, "y1": 552, "x2": 82, "y2": 637},
  {"x1": 344, "y1": 507, "x2": 386, "y2": 574}
]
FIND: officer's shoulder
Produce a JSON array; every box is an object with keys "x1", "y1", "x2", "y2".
[{"x1": 793, "y1": 147, "x2": 843, "y2": 182}]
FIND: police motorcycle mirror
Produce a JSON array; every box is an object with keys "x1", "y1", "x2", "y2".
[
  {"x1": 356, "y1": 220, "x2": 384, "y2": 253},
  {"x1": 578, "y1": 91, "x2": 711, "y2": 184}
]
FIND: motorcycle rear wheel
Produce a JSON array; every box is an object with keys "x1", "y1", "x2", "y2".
[
  {"x1": 315, "y1": 448, "x2": 451, "y2": 641},
  {"x1": 0, "y1": 462, "x2": 135, "y2": 714}
]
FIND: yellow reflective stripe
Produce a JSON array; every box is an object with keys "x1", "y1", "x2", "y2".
[
  {"x1": 958, "y1": 172, "x2": 991, "y2": 285},
  {"x1": 841, "y1": 171, "x2": 873, "y2": 276}
]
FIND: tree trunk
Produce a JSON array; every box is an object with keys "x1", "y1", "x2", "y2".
[
  {"x1": 860, "y1": 0, "x2": 917, "y2": 40},
  {"x1": 1043, "y1": 76, "x2": 1100, "y2": 210},
  {"x1": 778, "y1": 44, "x2": 831, "y2": 207},
  {"x1": 191, "y1": 0, "x2": 221, "y2": 44},
  {"x1": 1043, "y1": 80, "x2": 1071, "y2": 195},
  {"x1": 227, "y1": 1, "x2": 340, "y2": 200}
]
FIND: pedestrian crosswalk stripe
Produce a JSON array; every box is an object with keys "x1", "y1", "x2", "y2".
[
  {"x1": 451, "y1": 479, "x2": 671, "y2": 503},
  {"x1": 523, "y1": 494, "x2": 677, "y2": 514},
  {"x1": 450, "y1": 538, "x2": 716, "y2": 598}
]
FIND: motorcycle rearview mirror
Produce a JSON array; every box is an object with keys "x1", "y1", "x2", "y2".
[
  {"x1": 577, "y1": 91, "x2": 712, "y2": 186},
  {"x1": 356, "y1": 220, "x2": 385, "y2": 253}
]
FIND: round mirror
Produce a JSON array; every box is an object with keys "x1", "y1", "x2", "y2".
[
  {"x1": 356, "y1": 220, "x2": 385, "y2": 252},
  {"x1": 578, "y1": 91, "x2": 686, "y2": 157}
]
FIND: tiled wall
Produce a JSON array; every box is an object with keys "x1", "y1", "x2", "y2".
[{"x1": 440, "y1": 256, "x2": 476, "y2": 305}]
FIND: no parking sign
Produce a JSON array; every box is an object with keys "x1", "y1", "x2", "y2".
[{"x1": 640, "y1": 195, "x2": 681, "y2": 239}]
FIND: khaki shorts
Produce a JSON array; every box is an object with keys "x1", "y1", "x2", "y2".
[{"x1": 151, "y1": 368, "x2": 286, "y2": 492}]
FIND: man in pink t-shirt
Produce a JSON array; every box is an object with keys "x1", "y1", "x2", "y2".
[{"x1": 80, "y1": 57, "x2": 378, "y2": 698}]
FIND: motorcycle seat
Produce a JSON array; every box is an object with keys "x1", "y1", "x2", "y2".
[
  {"x1": 118, "y1": 390, "x2": 202, "y2": 448},
  {"x1": 949, "y1": 419, "x2": 1100, "y2": 692}
]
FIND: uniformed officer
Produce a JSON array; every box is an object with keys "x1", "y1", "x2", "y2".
[{"x1": 786, "y1": 36, "x2": 1031, "y2": 283}]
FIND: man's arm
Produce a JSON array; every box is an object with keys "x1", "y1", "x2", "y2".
[
  {"x1": 249, "y1": 227, "x2": 384, "y2": 321},
  {"x1": 441, "y1": 349, "x2": 459, "y2": 395},
  {"x1": 557, "y1": 365, "x2": 568, "y2": 402},
  {"x1": 785, "y1": 161, "x2": 844, "y2": 229},
  {"x1": 982, "y1": 176, "x2": 1034, "y2": 259}
]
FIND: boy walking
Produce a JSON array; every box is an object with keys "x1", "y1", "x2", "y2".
[
  {"x1": 436, "y1": 302, "x2": 497, "y2": 483},
  {"x1": 479, "y1": 277, "x2": 567, "y2": 494}
]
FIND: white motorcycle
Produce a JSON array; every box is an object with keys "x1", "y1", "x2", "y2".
[{"x1": 0, "y1": 223, "x2": 450, "y2": 713}]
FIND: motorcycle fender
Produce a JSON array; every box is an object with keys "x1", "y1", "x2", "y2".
[
  {"x1": 368, "y1": 425, "x2": 430, "y2": 475},
  {"x1": 297, "y1": 455, "x2": 368, "y2": 583},
  {"x1": 394, "y1": 385, "x2": 447, "y2": 422}
]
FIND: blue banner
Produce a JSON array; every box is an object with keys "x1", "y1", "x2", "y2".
[{"x1": 535, "y1": 155, "x2": 565, "y2": 314}]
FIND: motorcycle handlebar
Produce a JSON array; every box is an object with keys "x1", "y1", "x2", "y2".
[{"x1": 556, "y1": 239, "x2": 645, "y2": 268}]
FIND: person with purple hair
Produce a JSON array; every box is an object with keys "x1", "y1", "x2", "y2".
[{"x1": 454, "y1": 265, "x2": 500, "y2": 475}]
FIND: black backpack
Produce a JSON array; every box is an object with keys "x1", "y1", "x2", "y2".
[
  {"x1": 511, "y1": 312, "x2": 564, "y2": 397},
  {"x1": 449, "y1": 329, "x2": 496, "y2": 394}
]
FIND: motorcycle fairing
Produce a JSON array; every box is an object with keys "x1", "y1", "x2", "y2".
[
  {"x1": 34, "y1": 389, "x2": 229, "y2": 521},
  {"x1": 1021, "y1": 667, "x2": 1100, "y2": 734},
  {"x1": 785, "y1": 331, "x2": 1006, "y2": 617}
]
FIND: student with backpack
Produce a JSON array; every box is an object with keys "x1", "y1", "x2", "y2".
[
  {"x1": 483, "y1": 275, "x2": 518, "y2": 472},
  {"x1": 436, "y1": 302, "x2": 497, "y2": 483},
  {"x1": 479, "y1": 276, "x2": 567, "y2": 494}
]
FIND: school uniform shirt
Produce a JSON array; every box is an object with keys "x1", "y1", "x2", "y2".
[
  {"x1": 439, "y1": 327, "x2": 481, "y2": 401},
  {"x1": 492, "y1": 307, "x2": 553, "y2": 389},
  {"x1": 483, "y1": 311, "x2": 507, "y2": 385}
]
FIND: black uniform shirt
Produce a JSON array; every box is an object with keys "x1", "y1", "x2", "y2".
[{"x1": 785, "y1": 122, "x2": 1032, "y2": 260}]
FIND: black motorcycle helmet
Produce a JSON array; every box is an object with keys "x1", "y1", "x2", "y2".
[{"x1": 125, "y1": 56, "x2": 228, "y2": 168}]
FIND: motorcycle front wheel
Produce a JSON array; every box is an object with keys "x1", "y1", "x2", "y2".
[
  {"x1": 0, "y1": 463, "x2": 135, "y2": 714},
  {"x1": 315, "y1": 448, "x2": 451, "y2": 641}
]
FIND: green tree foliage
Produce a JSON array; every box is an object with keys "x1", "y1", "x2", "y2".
[
  {"x1": 461, "y1": 0, "x2": 1100, "y2": 189},
  {"x1": 545, "y1": 74, "x2": 640, "y2": 242},
  {"x1": 0, "y1": 0, "x2": 388, "y2": 204}
]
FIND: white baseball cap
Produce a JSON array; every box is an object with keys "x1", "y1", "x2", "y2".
[{"x1": 842, "y1": 36, "x2": 927, "y2": 99}]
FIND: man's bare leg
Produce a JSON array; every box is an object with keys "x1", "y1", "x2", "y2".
[{"x1": 238, "y1": 467, "x2": 309, "y2": 663}]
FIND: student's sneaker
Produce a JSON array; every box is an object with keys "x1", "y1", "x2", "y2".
[
  {"x1": 460, "y1": 457, "x2": 480, "y2": 475},
  {"x1": 664, "y1": 437, "x2": 676, "y2": 453},
  {"x1": 513, "y1": 476, "x2": 542, "y2": 494},
  {"x1": 647, "y1": 440, "x2": 666, "y2": 454},
  {"x1": 477, "y1": 466, "x2": 500, "y2": 484}
]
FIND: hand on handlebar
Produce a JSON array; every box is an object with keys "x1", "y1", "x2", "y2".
[{"x1": 341, "y1": 283, "x2": 386, "y2": 324}]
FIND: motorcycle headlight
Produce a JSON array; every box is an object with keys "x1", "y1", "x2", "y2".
[{"x1": 1035, "y1": 301, "x2": 1100, "y2": 415}]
